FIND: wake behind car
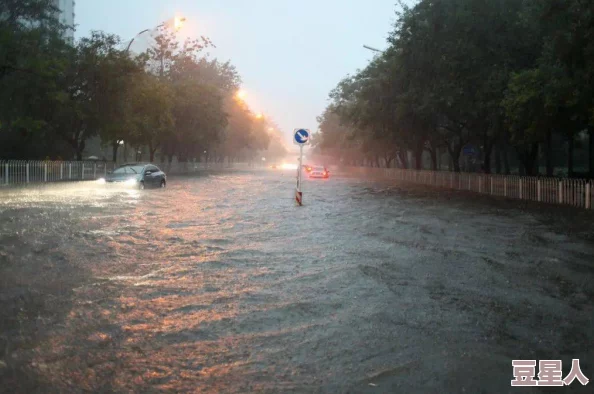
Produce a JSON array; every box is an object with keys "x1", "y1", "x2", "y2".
[
  {"x1": 308, "y1": 166, "x2": 329, "y2": 179},
  {"x1": 98, "y1": 163, "x2": 166, "y2": 189}
]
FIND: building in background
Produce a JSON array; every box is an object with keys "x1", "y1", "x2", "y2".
[{"x1": 53, "y1": 0, "x2": 75, "y2": 40}]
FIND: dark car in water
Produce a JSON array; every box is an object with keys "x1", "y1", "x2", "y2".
[{"x1": 98, "y1": 163, "x2": 167, "y2": 189}]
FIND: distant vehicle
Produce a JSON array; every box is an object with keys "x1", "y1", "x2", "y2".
[
  {"x1": 308, "y1": 166, "x2": 329, "y2": 179},
  {"x1": 99, "y1": 163, "x2": 166, "y2": 189}
]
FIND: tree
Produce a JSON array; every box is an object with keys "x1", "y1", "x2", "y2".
[
  {"x1": 172, "y1": 81, "x2": 227, "y2": 163},
  {"x1": 128, "y1": 73, "x2": 174, "y2": 162},
  {"x1": 319, "y1": 0, "x2": 594, "y2": 178},
  {"x1": 0, "y1": 0, "x2": 72, "y2": 159},
  {"x1": 50, "y1": 32, "x2": 137, "y2": 160}
]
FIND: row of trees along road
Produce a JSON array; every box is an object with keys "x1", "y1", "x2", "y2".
[
  {"x1": 313, "y1": 0, "x2": 594, "y2": 177},
  {"x1": 0, "y1": 0, "x2": 287, "y2": 163}
]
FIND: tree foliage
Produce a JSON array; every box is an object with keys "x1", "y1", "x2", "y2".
[
  {"x1": 0, "y1": 0, "x2": 282, "y2": 163},
  {"x1": 317, "y1": 0, "x2": 594, "y2": 177}
]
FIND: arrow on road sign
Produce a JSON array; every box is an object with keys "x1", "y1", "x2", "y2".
[{"x1": 293, "y1": 129, "x2": 310, "y2": 145}]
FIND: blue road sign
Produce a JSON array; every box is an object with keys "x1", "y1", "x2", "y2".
[
  {"x1": 294, "y1": 129, "x2": 310, "y2": 145},
  {"x1": 463, "y1": 145, "x2": 477, "y2": 156}
]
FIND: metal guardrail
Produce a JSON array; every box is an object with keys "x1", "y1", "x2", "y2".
[
  {"x1": 337, "y1": 167, "x2": 593, "y2": 210},
  {"x1": 0, "y1": 160, "x2": 252, "y2": 187},
  {"x1": 0, "y1": 160, "x2": 115, "y2": 186}
]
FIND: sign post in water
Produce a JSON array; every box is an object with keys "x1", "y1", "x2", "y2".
[{"x1": 293, "y1": 128, "x2": 310, "y2": 206}]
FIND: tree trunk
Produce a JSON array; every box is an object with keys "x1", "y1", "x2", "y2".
[
  {"x1": 447, "y1": 143, "x2": 461, "y2": 172},
  {"x1": 435, "y1": 147, "x2": 440, "y2": 170},
  {"x1": 75, "y1": 140, "x2": 85, "y2": 161},
  {"x1": 531, "y1": 143, "x2": 539, "y2": 175},
  {"x1": 589, "y1": 127, "x2": 594, "y2": 177},
  {"x1": 519, "y1": 159, "x2": 525, "y2": 176},
  {"x1": 414, "y1": 140, "x2": 424, "y2": 170},
  {"x1": 111, "y1": 141, "x2": 119, "y2": 163},
  {"x1": 429, "y1": 148, "x2": 437, "y2": 171},
  {"x1": 545, "y1": 129, "x2": 553, "y2": 176},
  {"x1": 414, "y1": 149, "x2": 423, "y2": 170},
  {"x1": 148, "y1": 142, "x2": 155, "y2": 162},
  {"x1": 483, "y1": 143, "x2": 493, "y2": 174},
  {"x1": 167, "y1": 154, "x2": 173, "y2": 172},
  {"x1": 398, "y1": 151, "x2": 408, "y2": 169},
  {"x1": 72, "y1": 137, "x2": 85, "y2": 161},
  {"x1": 567, "y1": 132, "x2": 574, "y2": 177},
  {"x1": 494, "y1": 144, "x2": 501, "y2": 174},
  {"x1": 502, "y1": 144, "x2": 510, "y2": 175},
  {"x1": 385, "y1": 155, "x2": 393, "y2": 169},
  {"x1": 452, "y1": 156, "x2": 460, "y2": 172},
  {"x1": 521, "y1": 143, "x2": 539, "y2": 176}
]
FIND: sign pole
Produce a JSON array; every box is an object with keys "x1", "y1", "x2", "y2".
[
  {"x1": 293, "y1": 128, "x2": 309, "y2": 206},
  {"x1": 296, "y1": 144, "x2": 303, "y2": 206}
]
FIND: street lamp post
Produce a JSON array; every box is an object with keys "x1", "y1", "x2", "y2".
[
  {"x1": 363, "y1": 45, "x2": 383, "y2": 53},
  {"x1": 126, "y1": 28, "x2": 154, "y2": 53},
  {"x1": 125, "y1": 17, "x2": 186, "y2": 53}
]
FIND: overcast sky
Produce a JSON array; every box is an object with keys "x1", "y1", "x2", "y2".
[{"x1": 75, "y1": 0, "x2": 404, "y2": 145}]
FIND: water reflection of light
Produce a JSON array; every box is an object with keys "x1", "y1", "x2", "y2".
[
  {"x1": 0, "y1": 182, "x2": 147, "y2": 210},
  {"x1": 280, "y1": 163, "x2": 298, "y2": 170},
  {"x1": 125, "y1": 189, "x2": 141, "y2": 200}
]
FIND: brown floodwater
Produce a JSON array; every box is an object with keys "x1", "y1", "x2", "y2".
[{"x1": 1, "y1": 170, "x2": 593, "y2": 393}]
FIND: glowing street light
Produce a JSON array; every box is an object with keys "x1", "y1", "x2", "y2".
[
  {"x1": 174, "y1": 17, "x2": 186, "y2": 31},
  {"x1": 126, "y1": 16, "x2": 186, "y2": 53},
  {"x1": 255, "y1": 113, "x2": 263, "y2": 119},
  {"x1": 236, "y1": 90, "x2": 247, "y2": 100}
]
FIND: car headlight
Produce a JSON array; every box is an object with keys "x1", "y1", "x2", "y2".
[
  {"x1": 125, "y1": 178, "x2": 138, "y2": 185},
  {"x1": 96, "y1": 178, "x2": 106, "y2": 184}
]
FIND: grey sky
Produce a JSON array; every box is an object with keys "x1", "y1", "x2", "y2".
[{"x1": 75, "y1": 1, "x2": 401, "y2": 144}]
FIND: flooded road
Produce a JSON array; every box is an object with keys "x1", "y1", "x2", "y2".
[{"x1": 1, "y1": 169, "x2": 594, "y2": 393}]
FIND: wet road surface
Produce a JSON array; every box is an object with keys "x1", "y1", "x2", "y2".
[{"x1": 1, "y1": 169, "x2": 593, "y2": 393}]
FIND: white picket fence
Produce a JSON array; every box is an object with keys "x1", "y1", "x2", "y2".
[
  {"x1": 339, "y1": 167, "x2": 593, "y2": 210},
  {"x1": 0, "y1": 160, "x2": 256, "y2": 187},
  {"x1": 0, "y1": 160, "x2": 115, "y2": 185}
]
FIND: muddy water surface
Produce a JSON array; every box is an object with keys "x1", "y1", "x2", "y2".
[{"x1": 1, "y1": 170, "x2": 593, "y2": 393}]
